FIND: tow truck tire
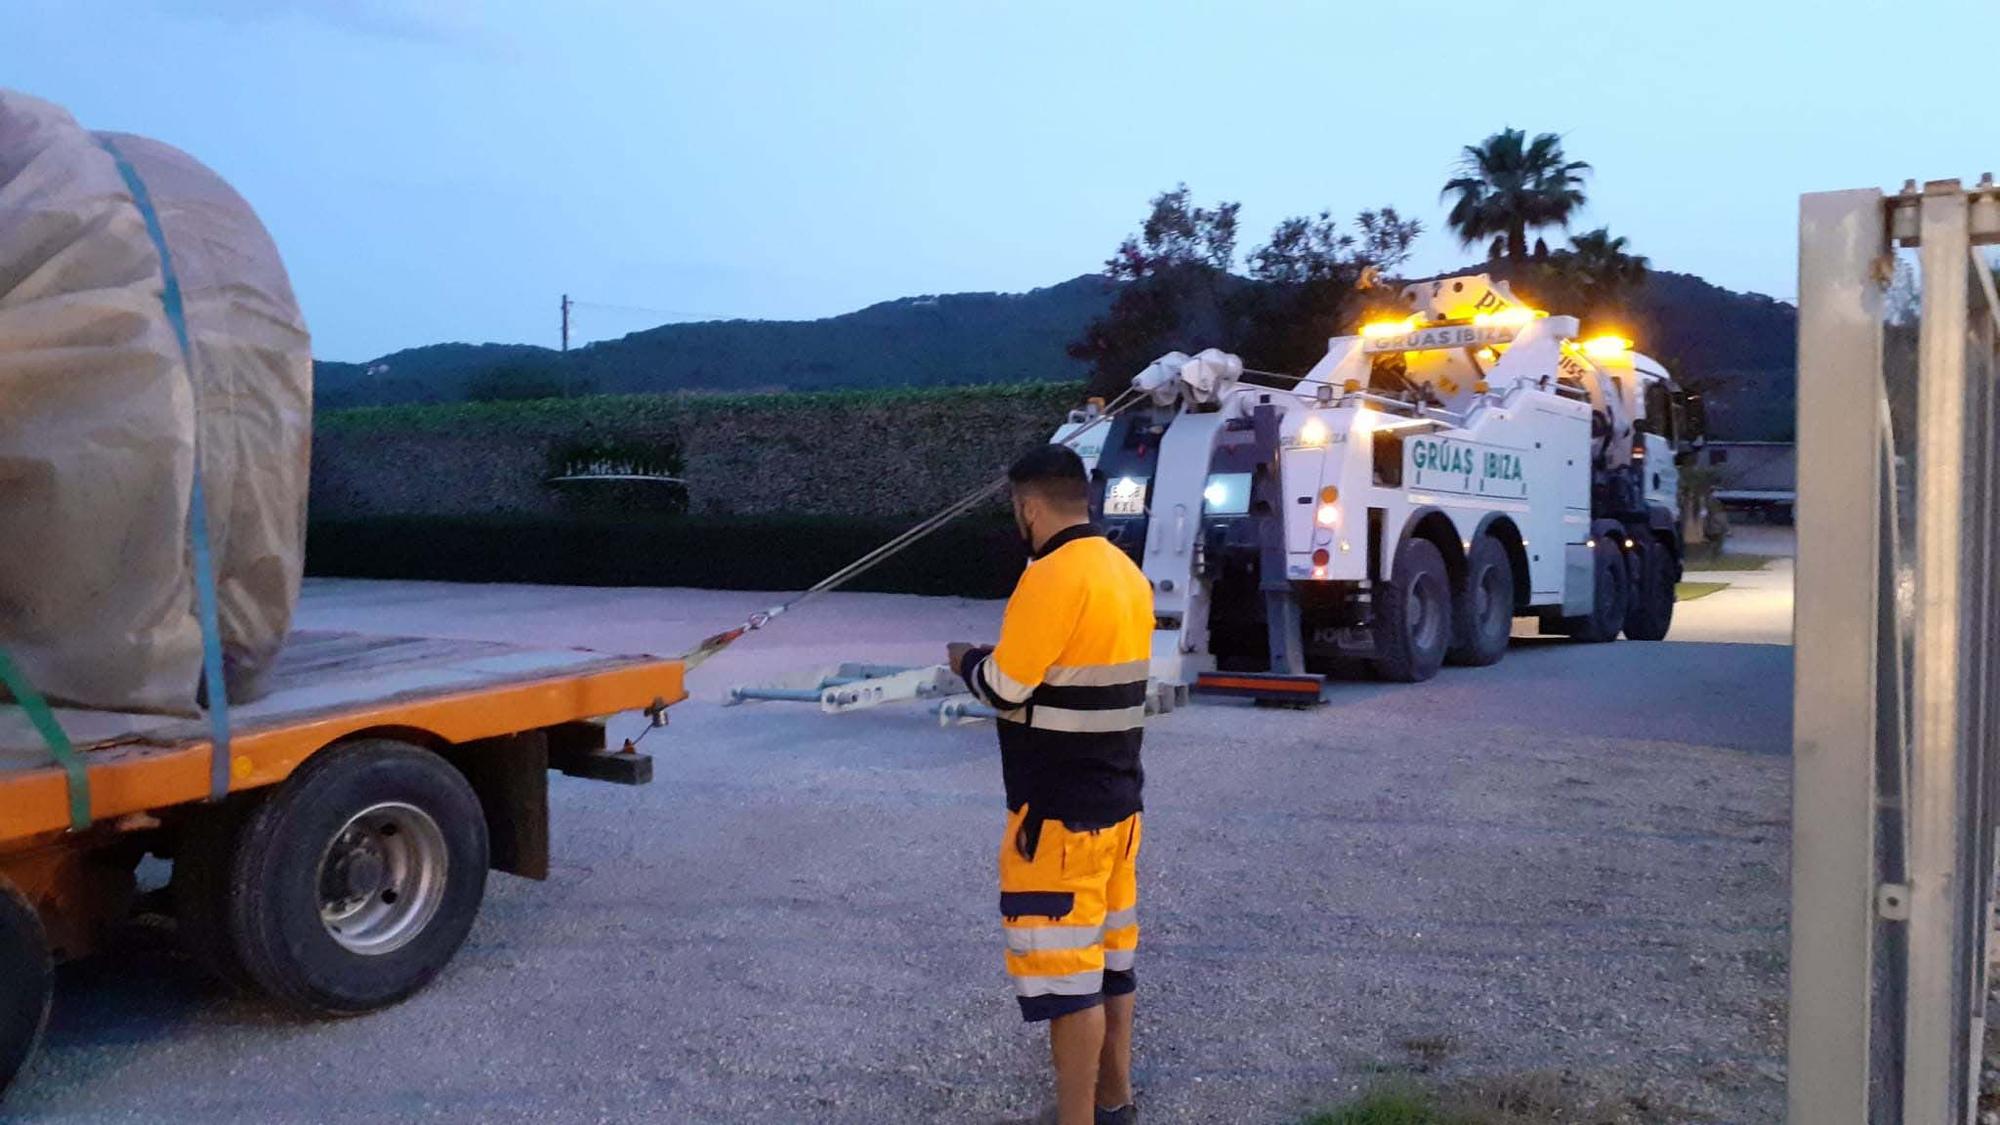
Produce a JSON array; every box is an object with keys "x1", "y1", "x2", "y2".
[
  {"x1": 0, "y1": 879, "x2": 52, "y2": 1100},
  {"x1": 1372, "y1": 537, "x2": 1452, "y2": 683},
  {"x1": 1623, "y1": 536, "x2": 1676, "y2": 641},
  {"x1": 1571, "y1": 536, "x2": 1630, "y2": 643},
  {"x1": 1447, "y1": 535, "x2": 1514, "y2": 667},
  {"x1": 226, "y1": 739, "x2": 488, "y2": 1017}
]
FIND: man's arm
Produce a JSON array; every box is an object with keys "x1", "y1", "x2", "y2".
[{"x1": 953, "y1": 563, "x2": 1084, "y2": 709}]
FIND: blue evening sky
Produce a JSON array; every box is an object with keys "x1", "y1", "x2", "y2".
[{"x1": 7, "y1": 0, "x2": 1991, "y2": 361}]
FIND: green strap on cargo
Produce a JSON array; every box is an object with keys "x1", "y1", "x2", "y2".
[
  {"x1": 97, "y1": 135, "x2": 234, "y2": 803},
  {"x1": 0, "y1": 649, "x2": 90, "y2": 833}
]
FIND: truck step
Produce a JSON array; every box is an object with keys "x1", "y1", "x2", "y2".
[{"x1": 1190, "y1": 671, "x2": 1326, "y2": 708}]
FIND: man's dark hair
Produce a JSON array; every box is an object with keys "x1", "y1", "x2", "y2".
[{"x1": 1007, "y1": 444, "x2": 1089, "y2": 509}]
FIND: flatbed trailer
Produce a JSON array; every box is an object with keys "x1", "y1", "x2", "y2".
[{"x1": 0, "y1": 629, "x2": 686, "y2": 1098}]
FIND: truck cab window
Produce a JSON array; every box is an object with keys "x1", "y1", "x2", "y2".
[{"x1": 1642, "y1": 382, "x2": 1674, "y2": 440}]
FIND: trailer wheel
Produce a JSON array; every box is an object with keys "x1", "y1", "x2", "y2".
[
  {"x1": 1372, "y1": 537, "x2": 1451, "y2": 683},
  {"x1": 1570, "y1": 536, "x2": 1630, "y2": 643},
  {"x1": 1447, "y1": 535, "x2": 1513, "y2": 667},
  {"x1": 0, "y1": 879, "x2": 52, "y2": 1100},
  {"x1": 1622, "y1": 537, "x2": 1676, "y2": 641},
  {"x1": 227, "y1": 739, "x2": 488, "y2": 1016}
]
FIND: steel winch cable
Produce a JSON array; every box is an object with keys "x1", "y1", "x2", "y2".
[{"x1": 679, "y1": 386, "x2": 1146, "y2": 671}]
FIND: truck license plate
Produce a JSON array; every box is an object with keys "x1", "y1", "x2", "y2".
[{"x1": 1103, "y1": 477, "x2": 1147, "y2": 517}]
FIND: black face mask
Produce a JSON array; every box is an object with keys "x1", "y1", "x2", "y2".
[{"x1": 1014, "y1": 503, "x2": 1034, "y2": 552}]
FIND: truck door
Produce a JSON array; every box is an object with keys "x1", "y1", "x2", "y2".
[{"x1": 1639, "y1": 378, "x2": 1679, "y2": 514}]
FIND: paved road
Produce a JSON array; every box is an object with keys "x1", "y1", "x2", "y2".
[
  {"x1": 1676, "y1": 558, "x2": 1794, "y2": 647},
  {"x1": 1717, "y1": 523, "x2": 1796, "y2": 558},
  {"x1": 11, "y1": 581, "x2": 1793, "y2": 1123}
]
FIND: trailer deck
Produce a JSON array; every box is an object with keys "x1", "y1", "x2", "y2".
[{"x1": 0, "y1": 630, "x2": 686, "y2": 847}]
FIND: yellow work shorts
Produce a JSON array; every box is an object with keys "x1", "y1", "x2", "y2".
[{"x1": 998, "y1": 804, "x2": 1141, "y2": 1022}]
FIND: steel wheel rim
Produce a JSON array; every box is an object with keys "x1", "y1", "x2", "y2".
[
  {"x1": 1408, "y1": 574, "x2": 1444, "y2": 650},
  {"x1": 1478, "y1": 567, "x2": 1509, "y2": 631},
  {"x1": 317, "y1": 802, "x2": 449, "y2": 956}
]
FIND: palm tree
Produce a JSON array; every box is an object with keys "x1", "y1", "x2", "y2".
[
  {"x1": 1441, "y1": 128, "x2": 1590, "y2": 264},
  {"x1": 1562, "y1": 227, "x2": 1650, "y2": 306}
]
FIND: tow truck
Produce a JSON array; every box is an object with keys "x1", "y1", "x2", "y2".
[{"x1": 1053, "y1": 273, "x2": 1704, "y2": 689}]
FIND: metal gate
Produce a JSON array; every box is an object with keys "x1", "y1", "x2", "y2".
[{"x1": 1792, "y1": 177, "x2": 2000, "y2": 1123}]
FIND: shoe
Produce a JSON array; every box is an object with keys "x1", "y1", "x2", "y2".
[{"x1": 1095, "y1": 1105, "x2": 1137, "y2": 1125}]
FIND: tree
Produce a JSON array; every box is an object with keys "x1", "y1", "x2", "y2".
[
  {"x1": 1248, "y1": 207, "x2": 1420, "y2": 285},
  {"x1": 1561, "y1": 227, "x2": 1650, "y2": 307},
  {"x1": 1106, "y1": 184, "x2": 1240, "y2": 277},
  {"x1": 1241, "y1": 207, "x2": 1422, "y2": 373},
  {"x1": 1069, "y1": 185, "x2": 1242, "y2": 398},
  {"x1": 1071, "y1": 190, "x2": 1424, "y2": 394},
  {"x1": 465, "y1": 358, "x2": 586, "y2": 402},
  {"x1": 1441, "y1": 128, "x2": 1590, "y2": 264},
  {"x1": 1519, "y1": 226, "x2": 1651, "y2": 323}
]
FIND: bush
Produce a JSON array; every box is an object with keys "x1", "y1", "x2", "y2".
[
  {"x1": 1303, "y1": 1086, "x2": 1436, "y2": 1125},
  {"x1": 305, "y1": 511, "x2": 1030, "y2": 599},
  {"x1": 317, "y1": 381, "x2": 1084, "y2": 438}
]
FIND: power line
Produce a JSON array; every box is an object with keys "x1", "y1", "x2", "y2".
[{"x1": 568, "y1": 298, "x2": 737, "y2": 322}]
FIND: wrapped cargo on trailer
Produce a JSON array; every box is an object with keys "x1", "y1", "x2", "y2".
[{"x1": 0, "y1": 88, "x2": 311, "y2": 714}]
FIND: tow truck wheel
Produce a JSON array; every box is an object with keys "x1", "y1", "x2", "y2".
[
  {"x1": 1372, "y1": 537, "x2": 1451, "y2": 683},
  {"x1": 0, "y1": 878, "x2": 52, "y2": 1100},
  {"x1": 1571, "y1": 536, "x2": 1631, "y2": 643},
  {"x1": 227, "y1": 739, "x2": 489, "y2": 1016},
  {"x1": 1622, "y1": 536, "x2": 1676, "y2": 641},
  {"x1": 1447, "y1": 535, "x2": 1514, "y2": 667}
]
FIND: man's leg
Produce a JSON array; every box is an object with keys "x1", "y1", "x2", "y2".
[
  {"x1": 1049, "y1": 1003, "x2": 1106, "y2": 1125},
  {"x1": 1096, "y1": 812, "x2": 1142, "y2": 1115},
  {"x1": 1096, "y1": 991, "x2": 1133, "y2": 1109},
  {"x1": 1001, "y1": 809, "x2": 1111, "y2": 1119}
]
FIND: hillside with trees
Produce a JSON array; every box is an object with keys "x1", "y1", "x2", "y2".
[
  {"x1": 313, "y1": 278, "x2": 1115, "y2": 409},
  {"x1": 316, "y1": 129, "x2": 1799, "y2": 439}
]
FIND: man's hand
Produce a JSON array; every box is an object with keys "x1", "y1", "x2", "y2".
[{"x1": 946, "y1": 642, "x2": 977, "y2": 675}]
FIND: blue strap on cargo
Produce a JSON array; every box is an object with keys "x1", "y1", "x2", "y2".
[
  {"x1": 0, "y1": 649, "x2": 90, "y2": 832},
  {"x1": 98, "y1": 136, "x2": 235, "y2": 803}
]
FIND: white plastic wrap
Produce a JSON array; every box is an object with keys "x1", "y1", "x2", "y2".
[{"x1": 0, "y1": 89, "x2": 311, "y2": 714}]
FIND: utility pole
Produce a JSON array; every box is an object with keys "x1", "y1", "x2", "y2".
[{"x1": 560, "y1": 293, "x2": 572, "y2": 352}]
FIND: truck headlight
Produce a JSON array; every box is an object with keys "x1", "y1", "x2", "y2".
[{"x1": 1201, "y1": 473, "x2": 1252, "y2": 515}]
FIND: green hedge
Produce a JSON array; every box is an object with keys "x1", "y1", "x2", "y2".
[
  {"x1": 316, "y1": 381, "x2": 1085, "y2": 437},
  {"x1": 306, "y1": 512, "x2": 1029, "y2": 599}
]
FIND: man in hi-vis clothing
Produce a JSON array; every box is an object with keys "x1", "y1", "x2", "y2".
[{"x1": 949, "y1": 444, "x2": 1153, "y2": 1125}]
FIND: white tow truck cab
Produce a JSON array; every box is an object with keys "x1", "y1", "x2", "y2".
[{"x1": 1051, "y1": 274, "x2": 1705, "y2": 688}]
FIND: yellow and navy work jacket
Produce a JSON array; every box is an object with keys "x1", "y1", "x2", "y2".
[{"x1": 956, "y1": 524, "x2": 1154, "y2": 828}]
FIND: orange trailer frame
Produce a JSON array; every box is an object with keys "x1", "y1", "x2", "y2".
[{"x1": 0, "y1": 642, "x2": 685, "y2": 964}]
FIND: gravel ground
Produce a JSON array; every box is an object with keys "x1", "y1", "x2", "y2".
[{"x1": 9, "y1": 581, "x2": 1793, "y2": 1124}]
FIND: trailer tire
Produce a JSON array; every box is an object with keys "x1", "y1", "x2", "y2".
[
  {"x1": 0, "y1": 879, "x2": 52, "y2": 1100},
  {"x1": 1372, "y1": 537, "x2": 1451, "y2": 683},
  {"x1": 1447, "y1": 535, "x2": 1513, "y2": 667},
  {"x1": 1570, "y1": 536, "x2": 1630, "y2": 643},
  {"x1": 226, "y1": 739, "x2": 488, "y2": 1017},
  {"x1": 1623, "y1": 537, "x2": 1676, "y2": 641}
]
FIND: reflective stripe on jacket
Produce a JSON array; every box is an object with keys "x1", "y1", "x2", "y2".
[{"x1": 957, "y1": 524, "x2": 1153, "y2": 827}]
